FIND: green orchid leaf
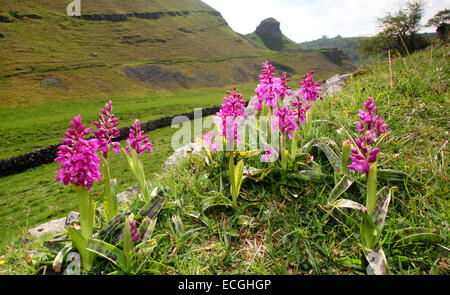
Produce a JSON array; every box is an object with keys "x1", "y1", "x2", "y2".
[
  {"x1": 139, "y1": 196, "x2": 165, "y2": 218},
  {"x1": 52, "y1": 243, "x2": 73, "y2": 273},
  {"x1": 123, "y1": 215, "x2": 134, "y2": 266},
  {"x1": 136, "y1": 239, "x2": 158, "y2": 255},
  {"x1": 67, "y1": 227, "x2": 93, "y2": 270},
  {"x1": 237, "y1": 150, "x2": 261, "y2": 158},
  {"x1": 372, "y1": 187, "x2": 397, "y2": 233},
  {"x1": 328, "y1": 174, "x2": 355, "y2": 204},
  {"x1": 99, "y1": 211, "x2": 126, "y2": 241},
  {"x1": 331, "y1": 199, "x2": 369, "y2": 215},
  {"x1": 200, "y1": 195, "x2": 234, "y2": 212},
  {"x1": 86, "y1": 238, "x2": 126, "y2": 268},
  {"x1": 287, "y1": 170, "x2": 331, "y2": 183},
  {"x1": 365, "y1": 248, "x2": 390, "y2": 275},
  {"x1": 377, "y1": 169, "x2": 422, "y2": 186},
  {"x1": 395, "y1": 227, "x2": 442, "y2": 243},
  {"x1": 234, "y1": 159, "x2": 245, "y2": 193},
  {"x1": 313, "y1": 142, "x2": 341, "y2": 171},
  {"x1": 141, "y1": 218, "x2": 157, "y2": 242}
]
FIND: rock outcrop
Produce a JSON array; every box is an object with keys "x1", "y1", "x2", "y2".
[{"x1": 255, "y1": 18, "x2": 284, "y2": 51}]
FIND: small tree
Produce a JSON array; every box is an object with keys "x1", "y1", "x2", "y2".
[
  {"x1": 359, "y1": 1, "x2": 429, "y2": 57},
  {"x1": 427, "y1": 8, "x2": 450, "y2": 46}
]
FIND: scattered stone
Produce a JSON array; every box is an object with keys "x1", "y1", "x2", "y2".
[
  {"x1": 163, "y1": 143, "x2": 204, "y2": 171},
  {"x1": 322, "y1": 74, "x2": 352, "y2": 96},
  {"x1": 115, "y1": 183, "x2": 140, "y2": 204},
  {"x1": 0, "y1": 33, "x2": 4, "y2": 38},
  {"x1": 28, "y1": 217, "x2": 66, "y2": 238},
  {"x1": 92, "y1": 52, "x2": 98, "y2": 57},
  {"x1": 64, "y1": 211, "x2": 80, "y2": 227},
  {"x1": 41, "y1": 76, "x2": 66, "y2": 90}
]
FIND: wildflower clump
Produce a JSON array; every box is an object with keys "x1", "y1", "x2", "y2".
[
  {"x1": 93, "y1": 101, "x2": 121, "y2": 158},
  {"x1": 55, "y1": 115, "x2": 102, "y2": 191},
  {"x1": 348, "y1": 97, "x2": 390, "y2": 173},
  {"x1": 126, "y1": 120, "x2": 153, "y2": 155},
  {"x1": 254, "y1": 61, "x2": 291, "y2": 110},
  {"x1": 215, "y1": 87, "x2": 248, "y2": 146},
  {"x1": 298, "y1": 70, "x2": 321, "y2": 103}
]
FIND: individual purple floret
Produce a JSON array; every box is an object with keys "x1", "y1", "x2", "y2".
[
  {"x1": 261, "y1": 145, "x2": 275, "y2": 162},
  {"x1": 55, "y1": 115, "x2": 102, "y2": 191},
  {"x1": 298, "y1": 70, "x2": 321, "y2": 103},
  {"x1": 126, "y1": 120, "x2": 153, "y2": 155},
  {"x1": 271, "y1": 106, "x2": 299, "y2": 140},
  {"x1": 93, "y1": 101, "x2": 121, "y2": 158}
]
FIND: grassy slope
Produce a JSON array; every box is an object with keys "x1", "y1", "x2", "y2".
[
  {"x1": 0, "y1": 0, "x2": 348, "y2": 104},
  {"x1": 0, "y1": 46, "x2": 448, "y2": 275}
]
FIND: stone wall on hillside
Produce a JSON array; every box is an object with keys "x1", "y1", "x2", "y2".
[{"x1": 0, "y1": 106, "x2": 222, "y2": 178}]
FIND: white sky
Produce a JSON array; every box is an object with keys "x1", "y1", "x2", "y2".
[{"x1": 201, "y1": 0, "x2": 450, "y2": 42}]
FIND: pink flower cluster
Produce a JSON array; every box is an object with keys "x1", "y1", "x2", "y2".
[
  {"x1": 356, "y1": 97, "x2": 389, "y2": 137},
  {"x1": 298, "y1": 70, "x2": 321, "y2": 103},
  {"x1": 93, "y1": 101, "x2": 121, "y2": 158},
  {"x1": 126, "y1": 120, "x2": 153, "y2": 155},
  {"x1": 215, "y1": 87, "x2": 248, "y2": 146},
  {"x1": 55, "y1": 115, "x2": 102, "y2": 191},
  {"x1": 348, "y1": 97, "x2": 390, "y2": 173},
  {"x1": 254, "y1": 61, "x2": 291, "y2": 110},
  {"x1": 271, "y1": 106, "x2": 299, "y2": 140}
]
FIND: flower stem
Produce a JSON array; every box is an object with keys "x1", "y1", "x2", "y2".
[
  {"x1": 76, "y1": 186, "x2": 95, "y2": 271},
  {"x1": 367, "y1": 162, "x2": 378, "y2": 216},
  {"x1": 102, "y1": 157, "x2": 118, "y2": 221}
]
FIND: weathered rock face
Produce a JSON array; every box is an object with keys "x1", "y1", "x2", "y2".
[
  {"x1": 256, "y1": 18, "x2": 282, "y2": 40},
  {"x1": 255, "y1": 18, "x2": 283, "y2": 51}
]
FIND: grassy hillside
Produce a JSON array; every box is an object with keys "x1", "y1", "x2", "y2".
[
  {"x1": 0, "y1": 45, "x2": 447, "y2": 275},
  {"x1": 0, "y1": 0, "x2": 352, "y2": 110}
]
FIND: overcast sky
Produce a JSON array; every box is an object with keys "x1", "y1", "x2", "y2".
[{"x1": 202, "y1": 0, "x2": 450, "y2": 43}]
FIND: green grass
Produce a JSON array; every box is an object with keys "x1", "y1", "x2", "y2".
[{"x1": 0, "y1": 46, "x2": 448, "y2": 275}]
